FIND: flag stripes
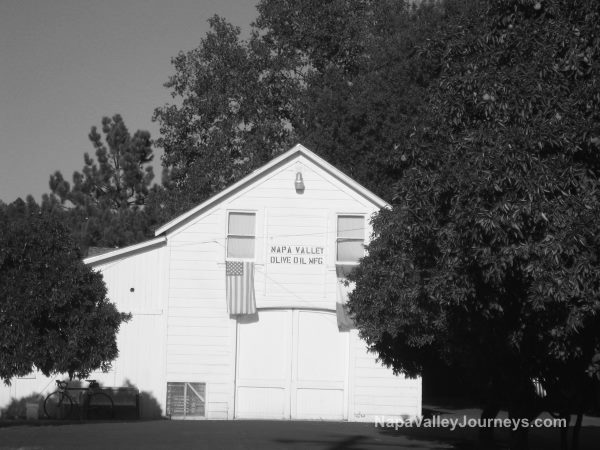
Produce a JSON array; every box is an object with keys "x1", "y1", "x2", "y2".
[
  {"x1": 226, "y1": 261, "x2": 256, "y2": 315},
  {"x1": 335, "y1": 264, "x2": 355, "y2": 331}
]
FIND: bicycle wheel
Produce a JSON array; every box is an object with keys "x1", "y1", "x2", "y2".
[
  {"x1": 86, "y1": 392, "x2": 114, "y2": 420},
  {"x1": 44, "y1": 391, "x2": 73, "y2": 420}
]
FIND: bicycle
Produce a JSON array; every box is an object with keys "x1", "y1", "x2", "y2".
[{"x1": 44, "y1": 379, "x2": 114, "y2": 420}]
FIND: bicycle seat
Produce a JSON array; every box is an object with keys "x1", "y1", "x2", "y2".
[{"x1": 86, "y1": 379, "x2": 100, "y2": 388}]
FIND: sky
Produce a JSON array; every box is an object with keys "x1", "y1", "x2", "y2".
[{"x1": 0, "y1": 0, "x2": 258, "y2": 203}]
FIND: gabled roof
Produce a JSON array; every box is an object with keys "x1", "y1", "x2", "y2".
[
  {"x1": 84, "y1": 143, "x2": 388, "y2": 266},
  {"x1": 154, "y1": 143, "x2": 388, "y2": 236}
]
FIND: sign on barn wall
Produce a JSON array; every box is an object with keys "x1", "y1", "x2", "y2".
[{"x1": 269, "y1": 244, "x2": 325, "y2": 265}]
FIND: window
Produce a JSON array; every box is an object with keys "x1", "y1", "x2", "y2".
[
  {"x1": 336, "y1": 215, "x2": 365, "y2": 264},
  {"x1": 227, "y1": 212, "x2": 256, "y2": 259},
  {"x1": 166, "y1": 382, "x2": 206, "y2": 418}
]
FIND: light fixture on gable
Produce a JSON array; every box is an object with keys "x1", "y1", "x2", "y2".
[{"x1": 294, "y1": 172, "x2": 305, "y2": 193}]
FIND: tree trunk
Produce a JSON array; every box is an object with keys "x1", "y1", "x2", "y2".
[
  {"x1": 508, "y1": 404, "x2": 534, "y2": 450},
  {"x1": 509, "y1": 425, "x2": 530, "y2": 450},
  {"x1": 572, "y1": 412, "x2": 582, "y2": 450},
  {"x1": 478, "y1": 404, "x2": 500, "y2": 447},
  {"x1": 559, "y1": 413, "x2": 570, "y2": 450}
]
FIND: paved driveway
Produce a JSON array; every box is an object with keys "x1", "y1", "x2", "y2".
[
  {"x1": 1, "y1": 418, "x2": 599, "y2": 450},
  {"x1": 0, "y1": 420, "x2": 461, "y2": 450}
]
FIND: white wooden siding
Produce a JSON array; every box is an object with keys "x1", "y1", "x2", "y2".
[
  {"x1": 98, "y1": 245, "x2": 164, "y2": 313},
  {"x1": 166, "y1": 211, "x2": 235, "y2": 419},
  {"x1": 349, "y1": 330, "x2": 422, "y2": 421},
  {"x1": 85, "y1": 244, "x2": 168, "y2": 417},
  {"x1": 162, "y1": 154, "x2": 415, "y2": 421},
  {"x1": 163, "y1": 157, "x2": 381, "y2": 419}
]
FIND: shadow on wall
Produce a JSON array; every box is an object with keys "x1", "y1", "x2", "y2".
[
  {"x1": 1, "y1": 393, "x2": 42, "y2": 420},
  {"x1": 121, "y1": 379, "x2": 163, "y2": 419},
  {"x1": 0, "y1": 379, "x2": 162, "y2": 421},
  {"x1": 81, "y1": 378, "x2": 163, "y2": 419},
  {"x1": 235, "y1": 312, "x2": 259, "y2": 323}
]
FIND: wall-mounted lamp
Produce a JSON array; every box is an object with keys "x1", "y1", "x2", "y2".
[{"x1": 294, "y1": 172, "x2": 305, "y2": 192}]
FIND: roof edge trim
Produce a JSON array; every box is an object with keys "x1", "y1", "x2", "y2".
[
  {"x1": 83, "y1": 236, "x2": 167, "y2": 265},
  {"x1": 154, "y1": 143, "x2": 388, "y2": 236}
]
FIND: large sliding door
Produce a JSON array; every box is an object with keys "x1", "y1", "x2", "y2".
[
  {"x1": 235, "y1": 310, "x2": 292, "y2": 419},
  {"x1": 235, "y1": 309, "x2": 348, "y2": 419}
]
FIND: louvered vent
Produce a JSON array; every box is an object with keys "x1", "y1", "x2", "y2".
[{"x1": 166, "y1": 382, "x2": 206, "y2": 418}]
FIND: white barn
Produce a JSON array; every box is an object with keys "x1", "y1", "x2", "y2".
[{"x1": 1, "y1": 144, "x2": 421, "y2": 421}]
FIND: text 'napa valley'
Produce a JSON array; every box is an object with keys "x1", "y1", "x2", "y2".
[{"x1": 269, "y1": 245, "x2": 324, "y2": 265}]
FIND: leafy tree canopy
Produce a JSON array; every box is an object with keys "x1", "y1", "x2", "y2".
[
  {"x1": 348, "y1": 0, "x2": 600, "y2": 422},
  {"x1": 153, "y1": 1, "x2": 442, "y2": 214},
  {"x1": 0, "y1": 202, "x2": 130, "y2": 382},
  {"x1": 153, "y1": 15, "x2": 298, "y2": 213}
]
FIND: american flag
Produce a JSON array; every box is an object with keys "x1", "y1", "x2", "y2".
[
  {"x1": 225, "y1": 261, "x2": 256, "y2": 315},
  {"x1": 336, "y1": 265, "x2": 355, "y2": 331}
]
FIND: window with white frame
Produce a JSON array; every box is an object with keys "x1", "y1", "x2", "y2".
[
  {"x1": 227, "y1": 212, "x2": 256, "y2": 259},
  {"x1": 336, "y1": 215, "x2": 365, "y2": 264}
]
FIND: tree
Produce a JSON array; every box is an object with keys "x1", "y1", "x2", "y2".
[
  {"x1": 348, "y1": 0, "x2": 600, "y2": 448},
  {"x1": 282, "y1": 0, "x2": 444, "y2": 196},
  {"x1": 50, "y1": 114, "x2": 155, "y2": 210},
  {"x1": 154, "y1": 1, "x2": 441, "y2": 211},
  {"x1": 0, "y1": 202, "x2": 130, "y2": 382},
  {"x1": 154, "y1": 15, "x2": 298, "y2": 214},
  {"x1": 46, "y1": 114, "x2": 160, "y2": 252}
]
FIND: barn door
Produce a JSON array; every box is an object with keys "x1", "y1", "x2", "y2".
[
  {"x1": 235, "y1": 310, "x2": 292, "y2": 419},
  {"x1": 235, "y1": 309, "x2": 348, "y2": 420},
  {"x1": 291, "y1": 310, "x2": 348, "y2": 420}
]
